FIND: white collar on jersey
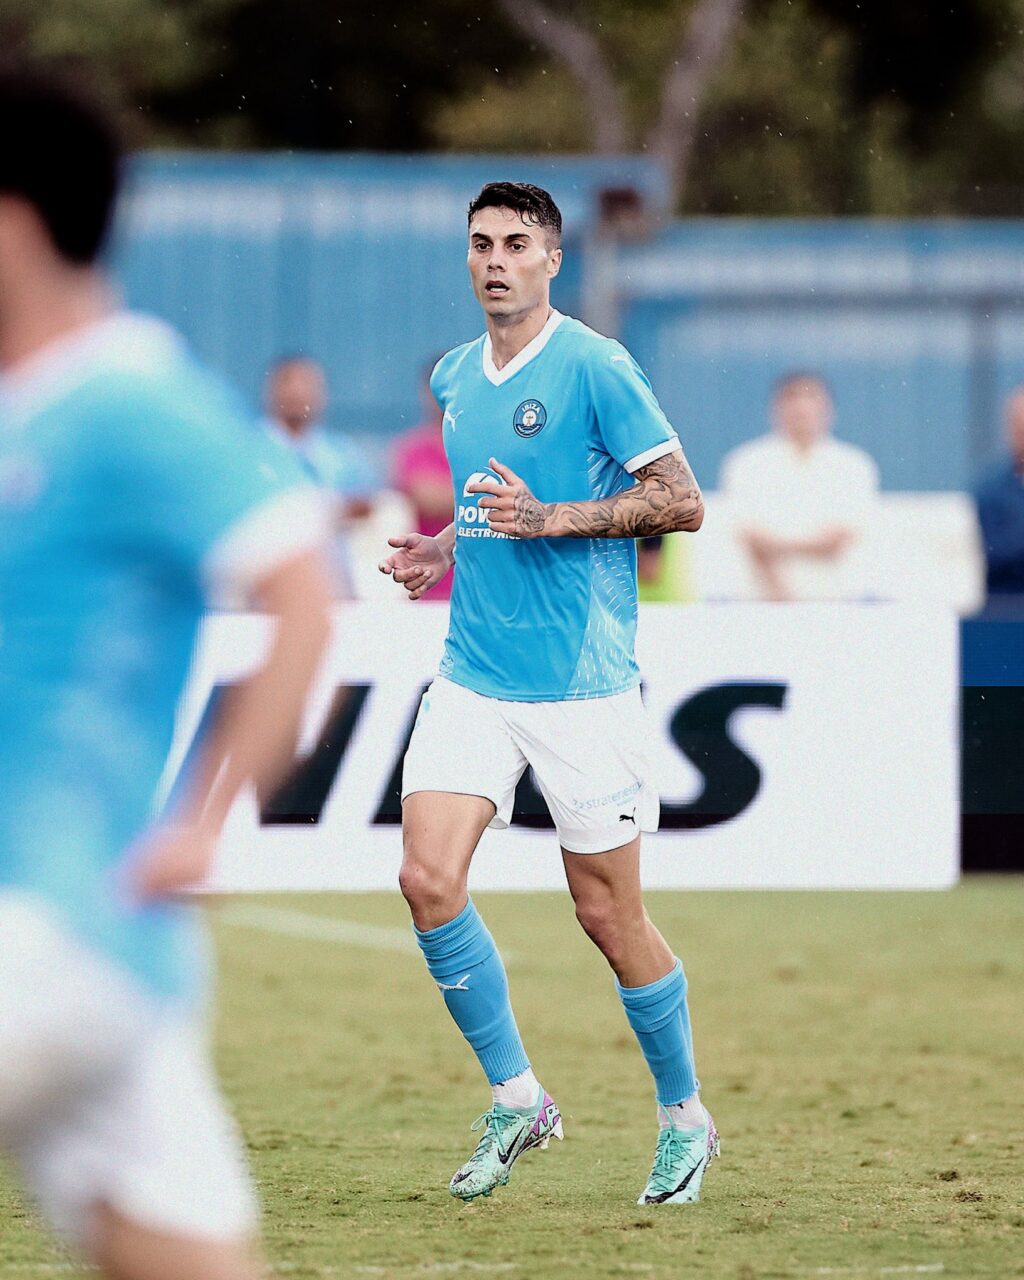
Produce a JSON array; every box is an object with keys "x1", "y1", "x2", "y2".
[
  {"x1": 0, "y1": 311, "x2": 183, "y2": 427},
  {"x1": 481, "y1": 308, "x2": 565, "y2": 387}
]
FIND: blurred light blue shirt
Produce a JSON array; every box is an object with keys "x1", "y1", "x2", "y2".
[{"x1": 0, "y1": 314, "x2": 318, "y2": 1006}]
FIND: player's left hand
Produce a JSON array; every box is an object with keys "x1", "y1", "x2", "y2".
[
  {"x1": 467, "y1": 458, "x2": 550, "y2": 538},
  {"x1": 122, "y1": 823, "x2": 218, "y2": 903}
]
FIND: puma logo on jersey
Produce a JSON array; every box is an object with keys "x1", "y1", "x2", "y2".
[
  {"x1": 443, "y1": 408, "x2": 464, "y2": 432},
  {"x1": 436, "y1": 974, "x2": 471, "y2": 992}
]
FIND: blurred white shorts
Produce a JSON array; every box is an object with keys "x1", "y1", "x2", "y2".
[
  {"x1": 0, "y1": 892, "x2": 257, "y2": 1248},
  {"x1": 401, "y1": 676, "x2": 660, "y2": 854}
]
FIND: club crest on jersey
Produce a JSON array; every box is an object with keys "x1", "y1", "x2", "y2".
[{"x1": 513, "y1": 399, "x2": 547, "y2": 438}]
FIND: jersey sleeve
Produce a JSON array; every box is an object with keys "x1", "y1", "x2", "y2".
[
  {"x1": 429, "y1": 352, "x2": 452, "y2": 414},
  {"x1": 111, "y1": 371, "x2": 330, "y2": 604},
  {"x1": 584, "y1": 343, "x2": 680, "y2": 473}
]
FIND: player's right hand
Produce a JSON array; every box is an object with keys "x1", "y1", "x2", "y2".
[
  {"x1": 378, "y1": 533, "x2": 451, "y2": 600},
  {"x1": 121, "y1": 823, "x2": 218, "y2": 903}
]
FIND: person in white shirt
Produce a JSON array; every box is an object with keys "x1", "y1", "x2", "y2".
[{"x1": 720, "y1": 372, "x2": 879, "y2": 601}]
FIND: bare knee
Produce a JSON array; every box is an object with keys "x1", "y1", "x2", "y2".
[
  {"x1": 398, "y1": 855, "x2": 466, "y2": 927},
  {"x1": 574, "y1": 894, "x2": 629, "y2": 969}
]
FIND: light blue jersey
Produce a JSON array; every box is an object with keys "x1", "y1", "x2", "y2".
[
  {"x1": 433, "y1": 311, "x2": 680, "y2": 701},
  {"x1": 0, "y1": 314, "x2": 318, "y2": 1006}
]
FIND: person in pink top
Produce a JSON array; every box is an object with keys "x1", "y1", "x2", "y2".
[{"x1": 390, "y1": 360, "x2": 455, "y2": 599}]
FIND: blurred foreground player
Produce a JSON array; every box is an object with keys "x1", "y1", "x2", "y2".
[
  {"x1": 380, "y1": 182, "x2": 714, "y2": 1205},
  {"x1": 0, "y1": 70, "x2": 332, "y2": 1280}
]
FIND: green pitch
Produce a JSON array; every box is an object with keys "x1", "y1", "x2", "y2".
[{"x1": 2, "y1": 880, "x2": 1022, "y2": 1279}]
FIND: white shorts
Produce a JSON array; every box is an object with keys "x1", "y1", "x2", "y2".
[
  {"x1": 0, "y1": 893, "x2": 258, "y2": 1248},
  {"x1": 401, "y1": 677, "x2": 660, "y2": 854}
]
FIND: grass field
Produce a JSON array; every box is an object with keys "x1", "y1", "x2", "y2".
[{"x1": 2, "y1": 879, "x2": 1022, "y2": 1279}]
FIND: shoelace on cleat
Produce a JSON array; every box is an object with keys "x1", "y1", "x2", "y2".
[
  {"x1": 467, "y1": 1108, "x2": 523, "y2": 1161},
  {"x1": 648, "y1": 1127, "x2": 699, "y2": 1192}
]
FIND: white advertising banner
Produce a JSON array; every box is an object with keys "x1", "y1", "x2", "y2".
[{"x1": 168, "y1": 604, "x2": 959, "y2": 892}]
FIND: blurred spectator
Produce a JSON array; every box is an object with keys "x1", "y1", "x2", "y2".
[
  {"x1": 974, "y1": 386, "x2": 1024, "y2": 614},
  {"x1": 389, "y1": 359, "x2": 454, "y2": 599},
  {"x1": 720, "y1": 372, "x2": 879, "y2": 601},
  {"x1": 264, "y1": 355, "x2": 378, "y2": 595},
  {"x1": 265, "y1": 355, "x2": 377, "y2": 515}
]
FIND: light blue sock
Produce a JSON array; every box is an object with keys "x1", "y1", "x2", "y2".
[
  {"x1": 617, "y1": 958, "x2": 699, "y2": 1106},
  {"x1": 414, "y1": 899, "x2": 530, "y2": 1086}
]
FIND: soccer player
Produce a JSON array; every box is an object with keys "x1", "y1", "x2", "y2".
[
  {"x1": 379, "y1": 182, "x2": 715, "y2": 1206},
  {"x1": 0, "y1": 69, "x2": 333, "y2": 1280}
]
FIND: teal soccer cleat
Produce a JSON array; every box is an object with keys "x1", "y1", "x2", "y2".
[
  {"x1": 637, "y1": 1114, "x2": 720, "y2": 1205},
  {"x1": 448, "y1": 1089, "x2": 563, "y2": 1201}
]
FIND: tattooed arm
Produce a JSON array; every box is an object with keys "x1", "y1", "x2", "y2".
[{"x1": 468, "y1": 452, "x2": 703, "y2": 540}]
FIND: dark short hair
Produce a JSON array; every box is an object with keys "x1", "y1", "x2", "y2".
[
  {"x1": 0, "y1": 66, "x2": 121, "y2": 265},
  {"x1": 773, "y1": 370, "x2": 832, "y2": 400},
  {"x1": 468, "y1": 182, "x2": 562, "y2": 246}
]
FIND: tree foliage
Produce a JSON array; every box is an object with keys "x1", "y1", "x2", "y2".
[{"x1": 5, "y1": 0, "x2": 1024, "y2": 215}]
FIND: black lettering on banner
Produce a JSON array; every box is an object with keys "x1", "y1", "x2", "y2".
[
  {"x1": 165, "y1": 681, "x2": 372, "y2": 827},
  {"x1": 260, "y1": 683, "x2": 372, "y2": 824},
  {"x1": 660, "y1": 682, "x2": 788, "y2": 829},
  {"x1": 510, "y1": 770, "x2": 550, "y2": 827},
  {"x1": 169, "y1": 679, "x2": 788, "y2": 835},
  {"x1": 508, "y1": 682, "x2": 788, "y2": 831},
  {"x1": 373, "y1": 683, "x2": 432, "y2": 825}
]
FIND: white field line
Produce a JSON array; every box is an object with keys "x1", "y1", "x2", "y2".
[
  {"x1": 352, "y1": 1266, "x2": 518, "y2": 1276},
  {"x1": 216, "y1": 902, "x2": 518, "y2": 966},
  {"x1": 216, "y1": 903, "x2": 420, "y2": 954},
  {"x1": 814, "y1": 1267, "x2": 945, "y2": 1277}
]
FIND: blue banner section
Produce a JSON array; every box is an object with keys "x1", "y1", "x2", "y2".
[{"x1": 961, "y1": 618, "x2": 1024, "y2": 686}]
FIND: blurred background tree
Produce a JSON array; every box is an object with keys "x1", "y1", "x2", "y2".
[{"x1": 4, "y1": 0, "x2": 1024, "y2": 215}]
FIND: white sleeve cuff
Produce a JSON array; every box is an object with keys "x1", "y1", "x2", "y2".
[
  {"x1": 624, "y1": 440, "x2": 681, "y2": 474},
  {"x1": 202, "y1": 487, "x2": 332, "y2": 604}
]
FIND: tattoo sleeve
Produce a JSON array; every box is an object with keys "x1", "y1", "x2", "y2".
[{"x1": 545, "y1": 452, "x2": 704, "y2": 538}]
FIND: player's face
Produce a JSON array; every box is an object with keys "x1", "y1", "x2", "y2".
[
  {"x1": 467, "y1": 206, "x2": 561, "y2": 324},
  {"x1": 773, "y1": 382, "x2": 833, "y2": 446}
]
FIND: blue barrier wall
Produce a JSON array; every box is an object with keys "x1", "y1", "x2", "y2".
[
  {"x1": 618, "y1": 221, "x2": 1024, "y2": 492},
  {"x1": 111, "y1": 154, "x2": 664, "y2": 445},
  {"x1": 111, "y1": 160, "x2": 1024, "y2": 490}
]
